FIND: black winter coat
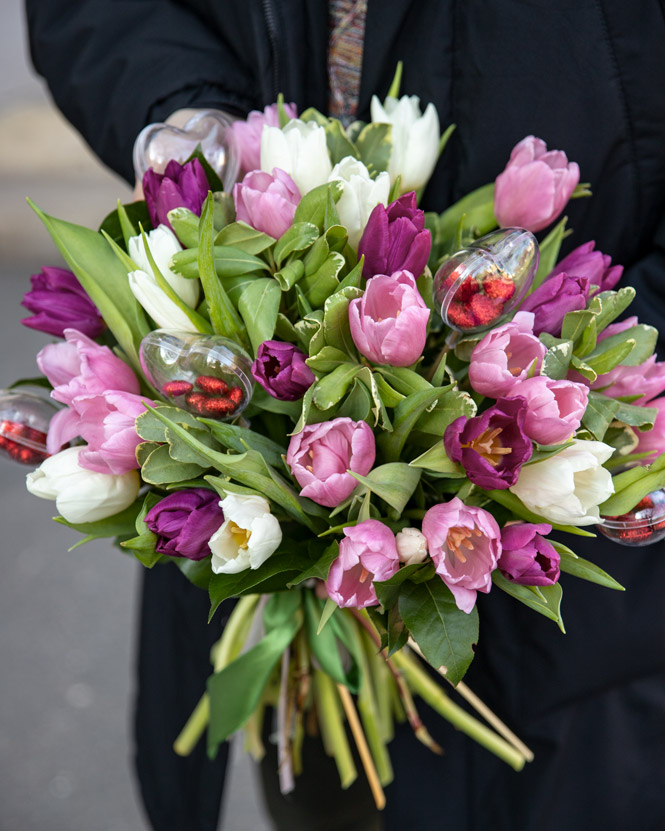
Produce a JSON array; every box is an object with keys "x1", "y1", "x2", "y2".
[{"x1": 26, "y1": 2, "x2": 665, "y2": 830}]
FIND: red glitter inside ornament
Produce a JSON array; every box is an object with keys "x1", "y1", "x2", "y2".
[
  {"x1": 227, "y1": 387, "x2": 243, "y2": 406},
  {"x1": 162, "y1": 380, "x2": 193, "y2": 397},
  {"x1": 0, "y1": 420, "x2": 49, "y2": 465},
  {"x1": 482, "y1": 274, "x2": 515, "y2": 302},
  {"x1": 470, "y1": 293, "x2": 504, "y2": 327},
  {"x1": 196, "y1": 375, "x2": 229, "y2": 395}
]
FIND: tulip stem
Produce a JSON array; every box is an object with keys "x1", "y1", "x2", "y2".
[
  {"x1": 406, "y1": 638, "x2": 534, "y2": 762},
  {"x1": 313, "y1": 669, "x2": 357, "y2": 788},
  {"x1": 277, "y1": 646, "x2": 295, "y2": 794},
  {"x1": 337, "y1": 683, "x2": 386, "y2": 811},
  {"x1": 173, "y1": 693, "x2": 210, "y2": 756}
]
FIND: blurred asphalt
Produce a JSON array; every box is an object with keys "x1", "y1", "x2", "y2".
[{"x1": 0, "y1": 5, "x2": 269, "y2": 830}]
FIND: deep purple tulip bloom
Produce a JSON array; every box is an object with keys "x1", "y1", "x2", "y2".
[
  {"x1": 519, "y1": 273, "x2": 590, "y2": 336},
  {"x1": 498, "y1": 522, "x2": 560, "y2": 586},
  {"x1": 551, "y1": 241, "x2": 623, "y2": 296},
  {"x1": 444, "y1": 398, "x2": 533, "y2": 490},
  {"x1": 21, "y1": 267, "x2": 104, "y2": 339},
  {"x1": 357, "y1": 192, "x2": 431, "y2": 278},
  {"x1": 251, "y1": 340, "x2": 315, "y2": 401},
  {"x1": 142, "y1": 158, "x2": 209, "y2": 231},
  {"x1": 144, "y1": 489, "x2": 224, "y2": 560}
]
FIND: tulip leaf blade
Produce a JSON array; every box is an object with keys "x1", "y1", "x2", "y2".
[
  {"x1": 54, "y1": 500, "x2": 143, "y2": 540},
  {"x1": 237, "y1": 277, "x2": 282, "y2": 355},
  {"x1": 214, "y1": 220, "x2": 276, "y2": 254},
  {"x1": 590, "y1": 287, "x2": 636, "y2": 333},
  {"x1": 311, "y1": 362, "x2": 360, "y2": 410},
  {"x1": 336, "y1": 378, "x2": 373, "y2": 422},
  {"x1": 398, "y1": 579, "x2": 479, "y2": 686},
  {"x1": 99, "y1": 199, "x2": 152, "y2": 249},
  {"x1": 492, "y1": 572, "x2": 565, "y2": 632},
  {"x1": 287, "y1": 540, "x2": 339, "y2": 587},
  {"x1": 552, "y1": 544, "x2": 625, "y2": 591},
  {"x1": 485, "y1": 488, "x2": 597, "y2": 537},
  {"x1": 293, "y1": 181, "x2": 344, "y2": 231},
  {"x1": 167, "y1": 207, "x2": 201, "y2": 248},
  {"x1": 581, "y1": 391, "x2": 620, "y2": 440},
  {"x1": 408, "y1": 441, "x2": 465, "y2": 477},
  {"x1": 349, "y1": 463, "x2": 421, "y2": 514},
  {"x1": 321, "y1": 286, "x2": 362, "y2": 357},
  {"x1": 586, "y1": 323, "x2": 657, "y2": 368},
  {"x1": 324, "y1": 117, "x2": 361, "y2": 165},
  {"x1": 435, "y1": 182, "x2": 497, "y2": 256},
  {"x1": 561, "y1": 309, "x2": 596, "y2": 347},
  {"x1": 355, "y1": 122, "x2": 392, "y2": 176},
  {"x1": 274, "y1": 221, "x2": 319, "y2": 269},
  {"x1": 140, "y1": 443, "x2": 207, "y2": 485},
  {"x1": 599, "y1": 452, "x2": 665, "y2": 516},
  {"x1": 198, "y1": 418, "x2": 286, "y2": 466}
]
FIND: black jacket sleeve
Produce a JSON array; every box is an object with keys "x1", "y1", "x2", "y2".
[{"x1": 25, "y1": 0, "x2": 260, "y2": 182}]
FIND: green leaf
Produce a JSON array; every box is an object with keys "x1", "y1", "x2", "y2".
[
  {"x1": 293, "y1": 181, "x2": 344, "y2": 230},
  {"x1": 274, "y1": 259, "x2": 305, "y2": 291},
  {"x1": 324, "y1": 118, "x2": 360, "y2": 165},
  {"x1": 337, "y1": 379, "x2": 373, "y2": 422},
  {"x1": 350, "y1": 464, "x2": 421, "y2": 513},
  {"x1": 591, "y1": 287, "x2": 636, "y2": 333},
  {"x1": 306, "y1": 345, "x2": 351, "y2": 374},
  {"x1": 376, "y1": 366, "x2": 432, "y2": 396},
  {"x1": 387, "y1": 61, "x2": 403, "y2": 98},
  {"x1": 287, "y1": 541, "x2": 339, "y2": 586},
  {"x1": 54, "y1": 500, "x2": 142, "y2": 540},
  {"x1": 170, "y1": 245, "x2": 270, "y2": 279},
  {"x1": 530, "y1": 216, "x2": 568, "y2": 291},
  {"x1": 485, "y1": 488, "x2": 597, "y2": 537},
  {"x1": 207, "y1": 591, "x2": 303, "y2": 755},
  {"x1": 312, "y1": 362, "x2": 359, "y2": 410},
  {"x1": 374, "y1": 563, "x2": 432, "y2": 610},
  {"x1": 599, "y1": 453, "x2": 665, "y2": 516},
  {"x1": 582, "y1": 392, "x2": 620, "y2": 441},
  {"x1": 586, "y1": 324, "x2": 657, "y2": 368},
  {"x1": 28, "y1": 200, "x2": 150, "y2": 373},
  {"x1": 167, "y1": 207, "x2": 200, "y2": 248},
  {"x1": 237, "y1": 277, "x2": 281, "y2": 355},
  {"x1": 583, "y1": 337, "x2": 637, "y2": 375},
  {"x1": 399, "y1": 580, "x2": 479, "y2": 685},
  {"x1": 304, "y1": 593, "x2": 359, "y2": 692},
  {"x1": 99, "y1": 200, "x2": 151, "y2": 248},
  {"x1": 198, "y1": 419, "x2": 285, "y2": 467},
  {"x1": 380, "y1": 387, "x2": 448, "y2": 461},
  {"x1": 492, "y1": 571, "x2": 565, "y2": 632},
  {"x1": 301, "y1": 252, "x2": 346, "y2": 308},
  {"x1": 140, "y1": 443, "x2": 207, "y2": 484},
  {"x1": 337, "y1": 256, "x2": 364, "y2": 292},
  {"x1": 435, "y1": 183, "x2": 496, "y2": 254},
  {"x1": 613, "y1": 400, "x2": 657, "y2": 429},
  {"x1": 553, "y1": 545, "x2": 624, "y2": 591},
  {"x1": 274, "y1": 222, "x2": 319, "y2": 268},
  {"x1": 214, "y1": 221, "x2": 275, "y2": 254},
  {"x1": 408, "y1": 441, "x2": 465, "y2": 476},
  {"x1": 540, "y1": 338, "x2": 574, "y2": 381},
  {"x1": 561, "y1": 309, "x2": 596, "y2": 346},
  {"x1": 355, "y1": 122, "x2": 392, "y2": 175},
  {"x1": 321, "y1": 286, "x2": 363, "y2": 356},
  {"x1": 197, "y1": 194, "x2": 247, "y2": 342}
]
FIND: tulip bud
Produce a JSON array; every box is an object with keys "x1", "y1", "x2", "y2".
[
  {"x1": 128, "y1": 224, "x2": 199, "y2": 309},
  {"x1": 395, "y1": 527, "x2": 428, "y2": 565},
  {"x1": 21, "y1": 267, "x2": 104, "y2": 339},
  {"x1": 260, "y1": 119, "x2": 332, "y2": 195},
  {"x1": 328, "y1": 156, "x2": 390, "y2": 249},
  {"x1": 233, "y1": 168, "x2": 300, "y2": 239},
  {"x1": 143, "y1": 158, "x2": 210, "y2": 231},
  {"x1": 232, "y1": 102, "x2": 298, "y2": 174}
]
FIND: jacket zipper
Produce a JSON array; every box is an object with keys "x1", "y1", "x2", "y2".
[{"x1": 261, "y1": 0, "x2": 282, "y2": 100}]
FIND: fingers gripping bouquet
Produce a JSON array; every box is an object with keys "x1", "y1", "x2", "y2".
[{"x1": 8, "y1": 68, "x2": 665, "y2": 807}]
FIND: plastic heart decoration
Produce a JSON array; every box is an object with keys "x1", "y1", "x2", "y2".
[
  {"x1": 133, "y1": 109, "x2": 239, "y2": 191},
  {"x1": 598, "y1": 488, "x2": 665, "y2": 547},
  {"x1": 0, "y1": 389, "x2": 58, "y2": 465},
  {"x1": 140, "y1": 330, "x2": 254, "y2": 420},
  {"x1": 433, "y1": 227, "x2": 539, "y2": 334}
]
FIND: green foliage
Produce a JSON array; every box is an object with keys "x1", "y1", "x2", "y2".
[{"x1": 492, "y1": 572, "x2": 565, "y2": 632}]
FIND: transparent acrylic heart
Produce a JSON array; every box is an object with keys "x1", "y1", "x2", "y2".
[
  {"x1": 597, "y1": 488, "x2": 665, "y2": 547},
  {"x1": 140, "y1": 330, "x2": 254, "y2": 420},
  {"x1": 133, "y1": 109, "x2": 239, "y2": 191},
  {"x1": 0, "y1": 389, "x2": 58, "y2": 465}
]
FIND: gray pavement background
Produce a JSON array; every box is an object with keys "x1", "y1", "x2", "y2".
[{"x1": 0, "y1": 4, "x2": 270, "y2": 829}]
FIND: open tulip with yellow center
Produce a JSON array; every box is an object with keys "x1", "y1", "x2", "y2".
[{"x1": 208, "y1": 492, "x2": 282, "y2": 574}]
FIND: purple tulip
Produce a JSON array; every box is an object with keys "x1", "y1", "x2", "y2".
[
  {"x1": 325, "y1": 520, "x2": 400, "y2": 608},
  {"x1": 233, "y1": 168, "x2": 300, "y2": 239},
  {"x1": 444, "y1": 398, "x2": 533, "y2": 490},
  {"x1": 519, "y1": 273, "x2": 590, "y2": 336},
  {"x1": 21, "y1": 267, "x2": 105, "y2": 339},
  {"x1": 551, "y1": 241, "x2": 623, "y2": 295},
  {"x1": 422, "y1": 498, "x2": 501, "y2": 613},
  {"x1": 468, "y1": 311, "x2": 546, "y2": 398},
  {"x1": 494, "y1": 135, "x2": 580, "y2": 233},
  {"x1": 142, "y1": 158, "x2": 210, "y2": 231},
  {"x1": 251, "y1": 340, "x2": 315, "y2": 401},
  {"x1": 357, "y1": 192, "x2": 431, "y2": 279},
  {"x1": 498, "y1": 522, "x2": 560, "y2": 586},
  {"x1": 232, "y1": 102, "x2": 298, "y2": 175},
  {"x1": 145, "y1": 489, "x2": 224, "y2": 560},
  {"x1": 349, "y1": 270, "x2": 430, "y2": 367},
  {"x1": 510, "y1": 376, "x2": 588, "y2": 445},
  {"x1": 286, "y1": 417, "x2": 375, "y2": 508}
]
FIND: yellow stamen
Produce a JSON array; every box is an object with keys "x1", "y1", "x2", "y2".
[
  {"x1": 229, "y1": 521, "x2": 251, "y2": 550},
  {"x1": 359, "y1": 566, "x2": 371, "y2": 583},
  {"x1": 446, "y1": 525, "x2": 478, "y2": 564},
  {"x1": 461, "y1": 426, "x2": 512, "y2": 467}
]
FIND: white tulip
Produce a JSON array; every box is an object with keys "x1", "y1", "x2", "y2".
[
  {"x1": 396, "y1": 527, "x2": 428, "y2": 565},
  {"x1": 328, "y1": 156, "x2": 390, "y2": 249},
  {"x1": 26, "y1": 446, "x2": 140, "y2": 524},
  {"x1": 128, "y1": 224, "x2": 199, "y2": 308},
  {"x1": 370, "y1": 94, "x2": 440, "y2": 193},
  {"x1": 208, "y1": 492, "x2": 282, "y2": 574},
  {"x1": 260, "y1": 119, "x2": 332, "y2": 195},
  {"x1": 128, "y1": 269, "x2": 200, "y2": 332},
  {"x1": 509, "y1": 440, "x2": 615, "y2": 526}
]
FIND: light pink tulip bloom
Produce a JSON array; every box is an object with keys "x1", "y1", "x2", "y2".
[
  {"x1": 468, "y1": 311, "x2": 546, "y2": 398},
  {"x1": 494, "y1": 136, "x2": 580, "y2": 233},
  {"x1": 635, "y1": 397, "x2": 665, "y2": 462},
  {"x1": 233, "y1": 168, "x2": 301, "y2": 239},
  {"x1": 511, "y1": 376, "x2": 588, "y2": 445},
  {"x1": 286, "y1": 417, "x2": 375, "y2": 508},
  {"x1": 325, "y1": 520, "x2": 400, "y2": 608},
  {"x1": 422, "y1": 498, "x2": 501, "y2": 613},
  {"x1": 349, "y1": 270, "x2": 430, "y2": 366},
  {"x1": 232, "y1": 102, "x2": 298, "y2": 174},
  {"x1": 592, "y1": 355, "x2": 665, "y2": 405}
]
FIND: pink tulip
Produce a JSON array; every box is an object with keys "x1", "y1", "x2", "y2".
[
  {"x1": 325, "y1": 520, "x2": 400, "y2": 608},
  {"x1": 286, "y1": 417, "x2": 375, "y2": 508},
  {"x1": 511, "y1": 376, "x2": 588, "y2": 445},
  {"x1": 232, "y1": 102, "x2": 298, "y2": 174},
  {"x1": 494, "y1": 136, "x2": 580, "y2": 233},
  {"x1": 591, "y1": 355, "x2": 665, "y2": 405},
  {"x1": 422, "y1": 498, "x2": 501, "y2": 613},
  {"x1": 468, "y1": 311, "x2": 546, "y2": 398},
  {"x1": 551, "y1": 241, "x2": 623, "y2": 295},
  {"x1": 233, "y1": 168, "x2": 301, "y2": 239},
  {"x1": 635, "y1": 397, "x2": 665, "y2": 462},
  {"x1": 349, "y1": 270, "x2": 430, "y2": 367}
]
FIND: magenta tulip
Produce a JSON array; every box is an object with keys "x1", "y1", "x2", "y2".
[
  {"x1": 251, "y1": 340, "x2": 315, "y2": 401},
  {"x1": 233, "y1": 168, "x2": 300, "y2": 239},
  {"x1": 21, "y1": 266, "x2": 104, "y2": 339},
  {"x1": 494, "y1": 135, "x2": 580, "y2": 233},
  {"x1": 519, "y1": 273, "x2": 590, "y2": 337},
  {"x1": 286, "y1": 417, "x2": 375, "y2": 508},
  {"x1": 349, "y1": 270, "x2": 430, "y2": 366},
  {"x1": 325, "y1": 520, "x2": 400, "y2": 608},
  {"x1": 444, "y1": 398, "x2": 533, "y2": 490},
  {"x1": 232, "y1": 102, "x2": 297, "y2": 174},
  {"x1": 143, "y1": 158, "x2": 209, "y2": 231},
  {"x1": 551, "y1": 241, "x2": 623, "y2": 295},
  {"x1": 511, "y1": 376, "x2": 588, "y2": 445},
  {"x1": 422, "y1": 499, "x2": 501, "y2": 613},
  {"x1": 468, "y1": 311, "x2": 546, "y2": 398},
  {"x1": 144, "y1": 489, "x2": 224, "y2": 560},
  {"x1": 498, "y1": 522, "x2": 560, "y2": 586},
  {"x1": 357, "y1": 192, "x2": 431, "y2": 279}
]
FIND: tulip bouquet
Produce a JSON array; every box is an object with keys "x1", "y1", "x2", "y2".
[{"x1": 8, "y1": 70, "x2": 665, "y2": 808}]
